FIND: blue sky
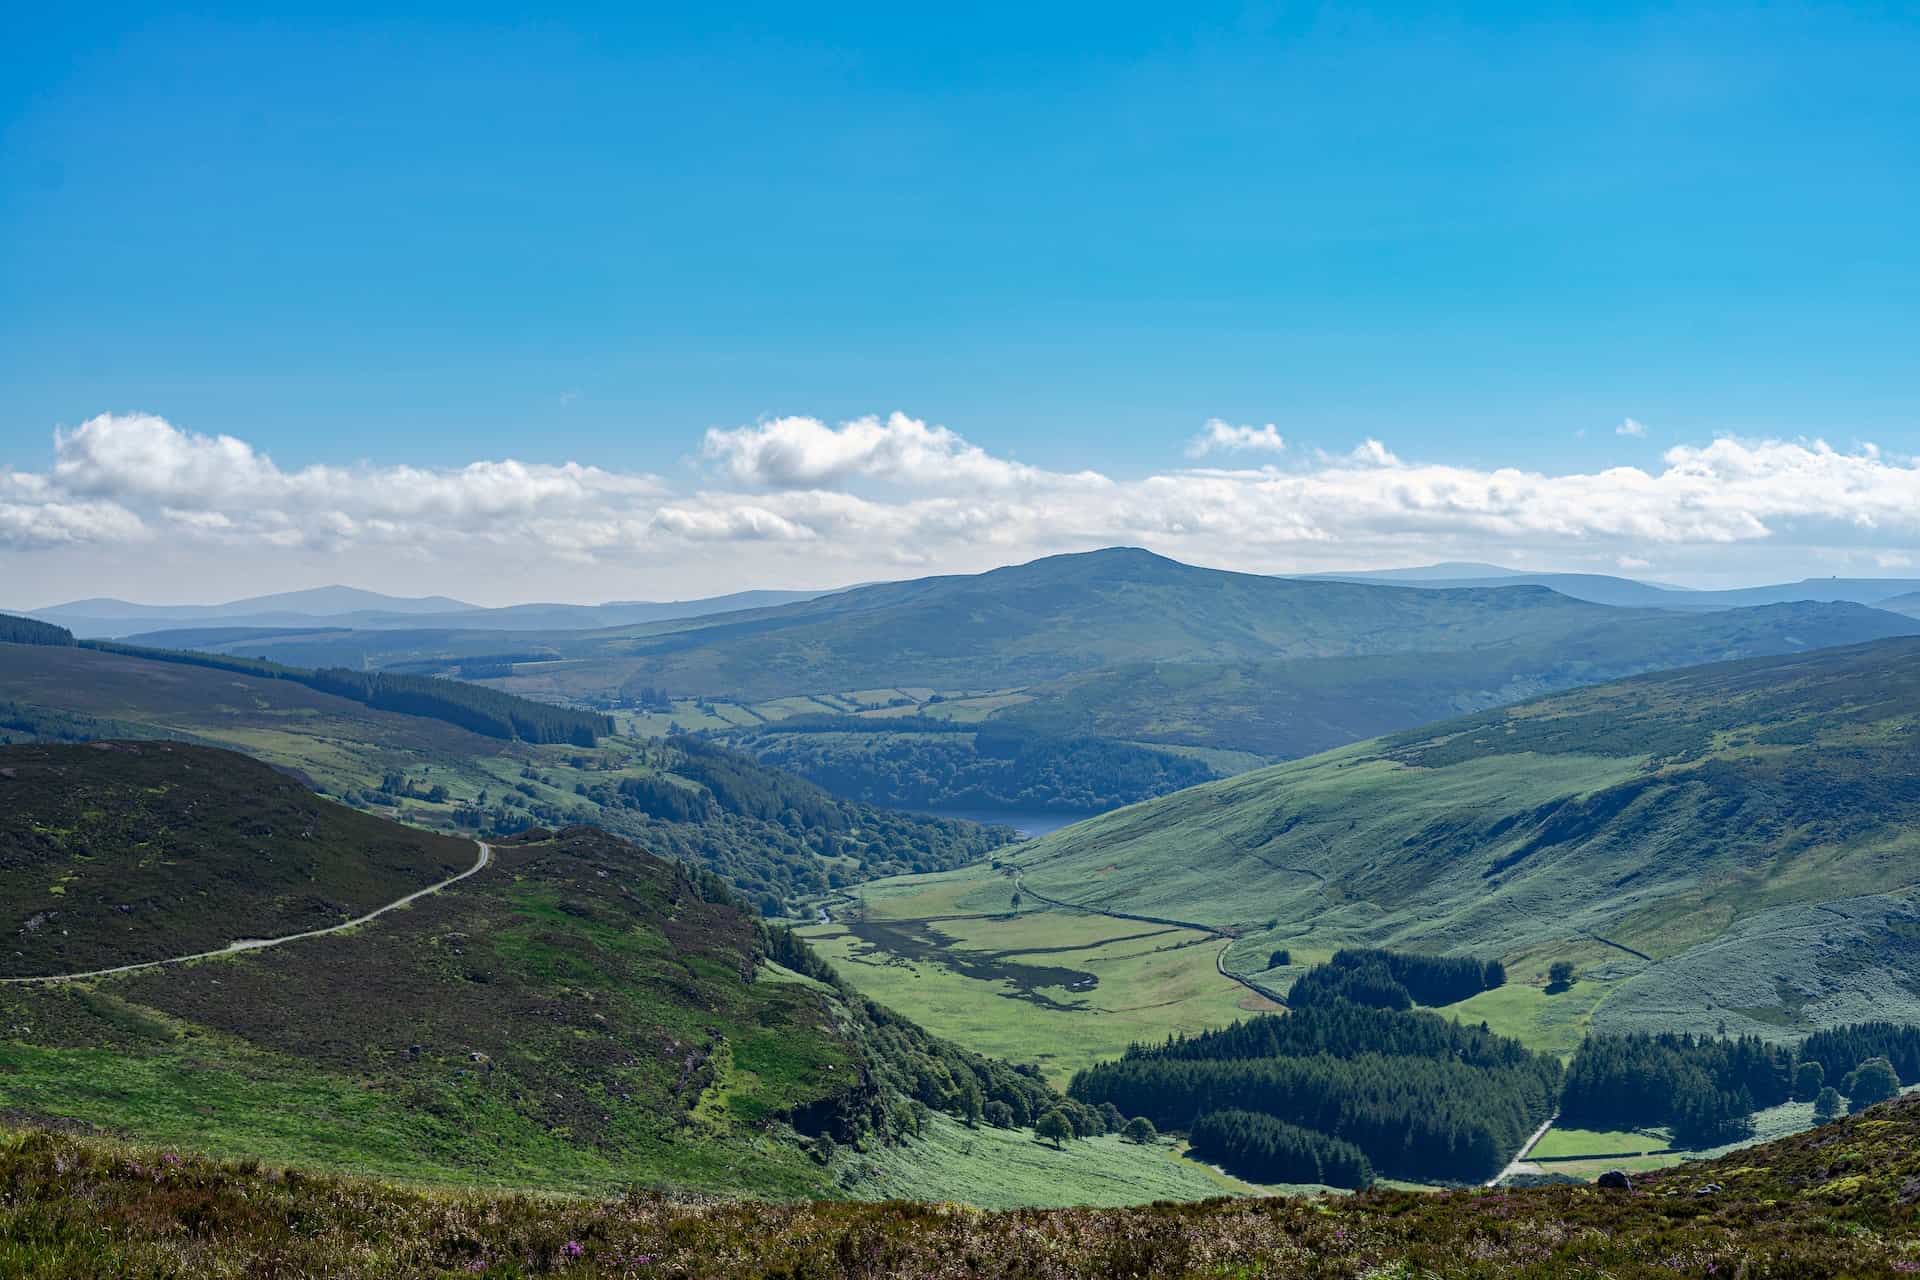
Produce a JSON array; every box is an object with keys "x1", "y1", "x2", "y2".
[{"x1": 3, "y1": 3, "x2": 1919, "y2": 603}]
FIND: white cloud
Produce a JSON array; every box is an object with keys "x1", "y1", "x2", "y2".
[
  {"x1": 702, "y1": 411, "x2": 1105, "y2": 491},
  {"x1": 11, "y1": 411, "x2": 1920, "y2": 601},
  {"x1": 1185, "y1": 419, "x2": 1286, "y2": 458},
  {"x1": 1616, "y1": 555, "x2": 1652, "y2": 570},
  {"x1": 1617, "y1": 418, "x2": 1648, "y2": 437},
  {"x1": 1346, "y1": 439, "x2": 1400, "y2": 467},
  {"x1": 649, "y1": 504, "x2": 818, "y2": 542},
  {"x1": 47, "y1": 413, "x2": 663, "y2": 544}
]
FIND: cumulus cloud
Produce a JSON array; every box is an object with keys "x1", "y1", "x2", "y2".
[
  {"x1": 47, "y1": 413, "x2": 663, "y2": 543},
  {"x1": 1186, "y1": 419, "x2": 1286, "y2": 458},
  {"x1": 9, "y1": 412, "x2": 1920, "y2": 598},
  {"x1": 702, "y1": 412, "x2": 1106, "y2": 491},
  {"x1": 1617, "y1": 418, "x2": 1648, "y2": 437},
  {"x1": 1346, "y1": 439, "x2": 1401, "y2": 467}
]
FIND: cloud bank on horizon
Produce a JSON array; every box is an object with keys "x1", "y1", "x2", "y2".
[{"x1": 5, "y1": 410, "x2": 1919, "y2": 604}]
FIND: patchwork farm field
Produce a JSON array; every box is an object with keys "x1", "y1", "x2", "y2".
[
  {"x1": 798, "y1": 865, "x2": 1274, "y2": 1085},
  {"x1": 804, "y1": 857, "x2": 1642, "y2": 1086}
]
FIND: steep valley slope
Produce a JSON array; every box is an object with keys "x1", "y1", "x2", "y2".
[
  {"x1": 999, "y1": 636, "x2": 1920, "y2": 1044},
  {"x1": 0, "y1": 743, "x2": 1225, "y2": 1207}
]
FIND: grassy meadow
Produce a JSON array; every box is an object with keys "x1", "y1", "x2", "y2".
[
  {"x1": 798, "y1": 864, "x2": 1273, "y2": 1085},
  {"x1": 841, "y1": 1113, "x2": 1253, "y2": 1207}
]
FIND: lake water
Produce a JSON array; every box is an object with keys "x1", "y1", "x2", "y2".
[{"x1": 913, "y1": 809, "x2": 1091, "y2": 839}]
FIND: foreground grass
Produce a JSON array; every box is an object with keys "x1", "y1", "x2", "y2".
[{"x1": 9, "y1": 1096, "x2": 1920, "y2": 1277}]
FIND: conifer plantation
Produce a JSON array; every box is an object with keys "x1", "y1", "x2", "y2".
[{"x1": 1070, "y1": 1006, "x2": 1560, "y2": 1183}]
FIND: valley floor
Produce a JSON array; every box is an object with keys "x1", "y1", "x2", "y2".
[{"x1": 798, "y1": 864, "x2": 1276, "y2": 1086}]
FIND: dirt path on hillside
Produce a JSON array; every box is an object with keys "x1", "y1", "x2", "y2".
[{"x1": 0, "y1": 840, "x2": 492, "y2": 985}]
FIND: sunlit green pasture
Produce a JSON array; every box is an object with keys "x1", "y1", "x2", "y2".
[{"x1": 801, "y1": 865, "x2": 1270, "y2": 1086}]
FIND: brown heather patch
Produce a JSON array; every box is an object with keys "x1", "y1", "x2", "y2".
[
  {"x1": 0, "y1": 741, "x2": 475, "y2": 976},
  {"x1": 9, "y1": 1095, "x2": 1920, "y2": 1276},
  {"x1": 92, "y1": 827, "x2": 850, "y2": 1148}
]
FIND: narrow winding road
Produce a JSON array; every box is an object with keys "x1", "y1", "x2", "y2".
[
  {"x1": 1487, "y1": 1110, "x2": 1560, "y2": 1187},
  {"x1": 1, "y1": 840, "x2": 492, "y2": 986},
  {"x1": 1012, "y1": 870, "x2": 1286, "y2": 1005}
]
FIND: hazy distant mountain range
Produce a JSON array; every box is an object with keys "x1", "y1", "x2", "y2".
[
  {"x1": 22, "y1": 584, "x2": 849, "y2": 638},
  {"x1": 1308, "y1": 565, "x2": 1920, "y2": 610},
  {"x1": 32, "y1": 561, "x2": 1920, "y2": 642}
]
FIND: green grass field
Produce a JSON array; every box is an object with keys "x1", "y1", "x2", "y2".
[
  {"x1": 846, "y1": 1114, "x2": 1253, "y2": 1208},
  {"x1": 1513, "y1": 1089, "x2": 1920, "y2": 1184},
  {"x1": 1446, "y1": 976, "x2": 1615, "y2": 1059},
  {"x1": 800, "y1": 866, "x2": 1271, "y2": 1086},
  {"x1": 1529, "y1": 1127, "x2": 1670, "y2": 1160}
]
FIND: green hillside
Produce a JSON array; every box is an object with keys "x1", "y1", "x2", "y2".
[
  {"x1": 139, "y1": 549, "x2": 1630, "y2": 696},
  {"x1": 718, "y1": 595, "x2": 1920, "y2": 811},
  {"x1": 9, "y1": 1093, "x2": 1920, "y2": 1276},
  {"x1": 0, "y1": 642, "x2": 1008, "y2": 913},
  {"x1": 0, "y1": 746, "x2": 1227, "y2": 1206},
  {"x1": 0, "y1": 741, "x2": 474, "y2": 976},
  {"x1": 1001, "y1": 637, "x2": 1920, "y2": 1045},
  {"x1": 485, "y1": 547, "x2": 1916, "y2": 704},
  {"x1": 478, "y1": 547, "x2": 1656, "y2": 700},
  {"x1": 994, "y1": 598, "x2": 1920, "y2": 757},
  {"x1": 128, "y1": 551, "x2": 1920, "y2": 815}
]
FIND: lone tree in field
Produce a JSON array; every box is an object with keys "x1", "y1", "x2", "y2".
[
  {"x1": 1122, "y1": 1116, "x2": 1158, "y2": 1145},
  {"x1": 1845, "y1": 1056, "x2": 1900, "y2": 1111},
  {"x1": 1035, "y1": 1109, "x2": 1075, "y2": 1150},
  {"x1": 1814, "y1": 1086, "x2": 1844, "y2": 1122},
  {"x1": 1269, "y1": 948, "x2": 1292, "y2": 969},
  {"x1": 1548, "y1": 960, "x2": 1576, "y2": 990},
  {"x1": 1793, "y1": 1060, "x2": 1826, "y2": 1101}
]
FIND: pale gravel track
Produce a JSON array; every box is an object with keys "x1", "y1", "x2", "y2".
[
  {"x1": 0, "y1": 840, "x2": 491, "y2": 985},
  {"x1": 1487, "y1": 1110, "x2": 1560, "y2": 1187}
]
